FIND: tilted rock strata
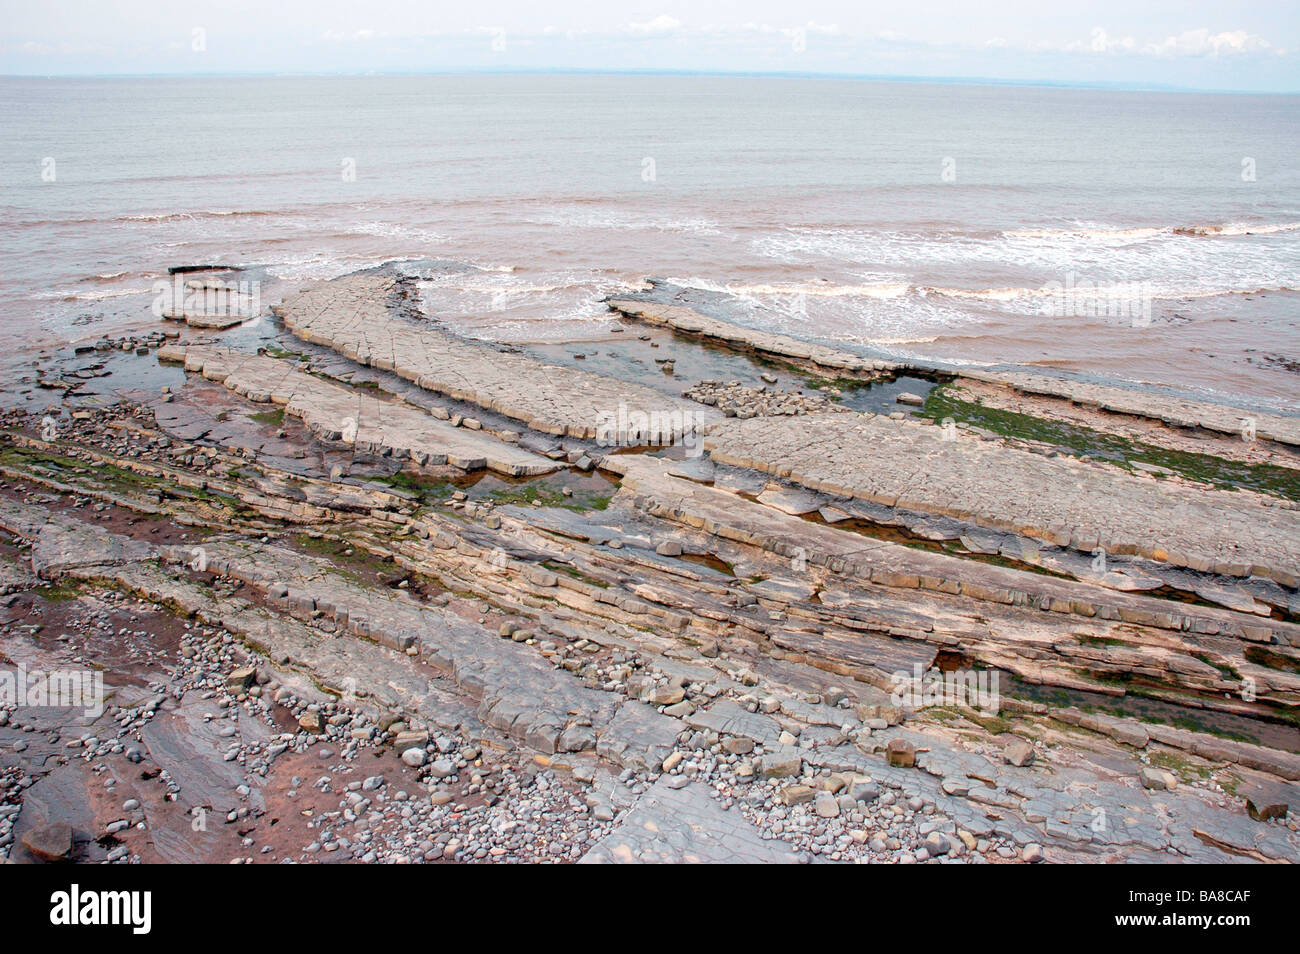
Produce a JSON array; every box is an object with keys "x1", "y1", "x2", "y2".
[
  {"x1": 607, "y1": 298, "x2": 895, "y2": 377},
  {"x1": 610, "y1": 298, "x2": 1300, "y2": 447},
  {"x1": 5, "y1": 495, "x2": 1297, "y2": 862},
  {"x1": 278, "y1": 276, "x2": 711, "y2": 441},
  {"x1": 607, "y1": 456, "x2": 1300, "y2": 706},
  {"x1": 964, "y1": 370, "x2": 1300, "y2": 448},
  {"x1": 167, "y1": 345, "x2": 559, "y2": 477},
  {"x1": 702, "y1": 414, "x2": 1300, "y2": 587}
]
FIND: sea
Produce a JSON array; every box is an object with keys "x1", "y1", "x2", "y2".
[{"x1": 2, "y1": 73, "x2": 1298, "y2": 407}]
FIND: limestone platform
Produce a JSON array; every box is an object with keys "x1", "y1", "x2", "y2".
[
  {"x1": 702, "y1": 413, "x2": 1300, "y2": 587},
  {"x1": 609, "y1": 299, "x2": 1300, "y2": 447},
  {"x1": 167, "y1": 345, "x2": 560, "y2": 477},
  {"x1": 277, "y1": 276, "x2": 711, "y2": 442}
]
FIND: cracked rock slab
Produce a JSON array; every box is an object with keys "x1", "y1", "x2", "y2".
[
  {"x1": 278, "y1": 275, "x2": 713, "y2": 441},
  {"x1": 170, "y1": 345, "x2": 560, "y2": 477},
  {"x1": 704, "y1": 413, "x2": 1300, "y2": 587},
  {"x1": 580, "y1": 777, "x2": 802, "y2": 864}
]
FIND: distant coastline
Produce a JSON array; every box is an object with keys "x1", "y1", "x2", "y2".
[{"x1": 1, "y1": 69, "x2": 1295, "y2": 96}]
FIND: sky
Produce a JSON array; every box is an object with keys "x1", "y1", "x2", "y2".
[{"x1": 2, "y1": 1, "x2": 1299, "y2": 91}]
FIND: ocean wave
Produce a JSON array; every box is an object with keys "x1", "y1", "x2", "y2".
[
  {"x1": 664, "y1": 277, "x2": 910, "y2": 299},
  {"x1": 263, "y1": 255, "x2": 427, "y2": 281},
  {"x1": 1005, "y1": 221, "x2": 1300, "y2": 242},
  {"x1": 1003, "y1": 225, "x2": 1166, "y2": 243},
  {"x1": 665, "y1": 275, "x2": 1300, "y2": 310},
  {"x1": 920, "y1": 286, "x2": 1036, "y2": 302},
  {"x1": 346, "y1": 221, "x2": 449, "y2": 244},
  {"x1": 860, "y1": 335, "x2": 940, "y2": 344},
  {"x1": 1174, "y1": 222, "x2": 1300, "y2": 237},
  {"x1": 33, "y1": 286, "x2": 156, "y2": 302},
  {"x1": 754, "y1": 222, "x2": 1300, "y2": 292},
  {"x1": 524, "y1": 211, "x2": 723, "y2": 235},
  {"x1": 422, "y1": 271, "x2": 645, "y2": 296},
  {"x1": 120, "y1": 209, "x2": 281, "y2": 223},
  {"x1": 82, "y1": 270, "x2": 158, "y2": 284},
  {"x1": 3, "y1": 211, "x2": 271, "y2": 228}
]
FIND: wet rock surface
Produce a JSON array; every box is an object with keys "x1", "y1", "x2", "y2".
[
  {"x1": 279, "y1": 275, "x2": 712, "y2": 441},
  {"x1": 704, "y1": 413, "x2": 1300, "y2": 587},
  {"x1": 1, "y1": 270, "x2": 1297, "y2": 865}
]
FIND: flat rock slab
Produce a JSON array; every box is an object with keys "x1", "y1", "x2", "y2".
[
  {"x1": 684, "y1": 699, "x2": 783, "y2": 745},
  {"x1": 154, "y1": 538, "x2": 645, "y2": 766},
  {"x1": 138, "y1": 691, "x2": 269, "y2": 818},
  {"x1": 756, "y1": 486, "x2": 825, "y2": 515},
  {"x1": 279, "y1": 275, "x2": 712, "y2": 441},
  {"x1": 966, "y1": 369, "x2": 1300, "y2": 448},
  {"x1": 607, "y1": 299, "x2": 893, "y2": 375},
  {"x1": 580, "y1": 777, "x2": 801, "y2": 863},
  {"x1": 704, "y1": 414, "x2": 1300, "y2": 587},
  {"x1": 173, "y1": 345, "x2": 559, "y2": 477},
  {"x1": 0, "y1": 550, "x2": 36, "y2": 592},
  {"x1": 595, "y1": 701, "x2": 683, "y2": 772},
  {"x1": 27, "y1": 514, "x2": 155, "y2": 579}
]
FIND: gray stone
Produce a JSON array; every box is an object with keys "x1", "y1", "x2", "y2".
[
  {"x1": 756, "y1": 748, "x2": 803, "y2": 779},
  {"x1": 886, "y1": 739, "x2": 916, "y2": 768},
  {"x1": 21, "y1": 823, "x2": 73, "y2": 862},
  {"x1": 1003, "y1": 738, "x2": 1035, "y2": 767}
]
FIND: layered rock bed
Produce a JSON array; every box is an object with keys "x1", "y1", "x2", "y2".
[
  {"x1": 0, "y1": 268, "x2": 1297, "y2": 865},
  {"x1": 607, "y1": 298, "x2": 1300, "y2": 448}
]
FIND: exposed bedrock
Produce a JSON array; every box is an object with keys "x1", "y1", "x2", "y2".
[
  {"x1": 609, "y1": 299, "x2": 1300, "y2": 447},
  {"x1": 166, "y1": 344, "x2": 559, "y2": 477},
  {"x1": 4, "y1": 270, "x2": 1299, "y2": 864},
  {"x1": 702, "y1": 413, "x2": 1300, "y2": 588},
  {"x1": 276, "y1": 276, "x2": 714, "y2": 442}
]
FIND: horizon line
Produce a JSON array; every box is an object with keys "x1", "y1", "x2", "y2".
[{"x1": 1, "y1": 66, "x2": 1297, "y2": 95}]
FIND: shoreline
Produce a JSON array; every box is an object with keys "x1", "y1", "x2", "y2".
[
  {"x1": 1, "y1": 264, "x2": 1298, "y2": 865},
  {"x1": 10, "y1": 259, "x2": 1300, "y2": 420}
]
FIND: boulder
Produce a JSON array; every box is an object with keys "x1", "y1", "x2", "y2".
[
  {"x1": 780, "y1": 784, "x2": 816, "y2": 807},
  {"x1": 813, "y1": 792, "x2": 841, "y2": 818},
  {"x1": 225, "y1": 666, "x2": 257, "y2": 692},
  {"x1": 646, "y1": 685, "x2": 685, "y2": 706},
  {"x1": 21, "y1": 823, "x2": 73, "y2": 862},
  {"x1": 886, "y1": 738, "x2": 916, "y2": 768},
  {"x1": 757, "y1": 748, "x2": 803, "y2": 779},
  {"x1": 1003, "y1": 738, "x2": 1035, "y2": 767},
  {"x1": 1139, "y1": 766, "x2": 1175, "y2": 791},
  {"x1": 923, "y1": 832, "x2": 950, "y2": 856},
  {"x1": 298, "y1": 711, "x2": 325, "y2": 734}
]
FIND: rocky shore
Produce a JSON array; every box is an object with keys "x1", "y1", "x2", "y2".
[{"x1": 1, "y1": 267, "x2": 1297, "y2": 864}]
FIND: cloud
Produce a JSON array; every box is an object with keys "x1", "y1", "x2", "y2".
[
  {"x1": 1145, "y1": 29, "x2": 1272, "y2": 57},
  {"x1": 1073, "y1": 26, "x2": 1274, "y2": 58},
  {"x1": 628, "y1": 16, "x2": 682, "y2": 35},
  {"x1": 1085, "y1": 28, "x2": 1138, "y2": 53}
]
